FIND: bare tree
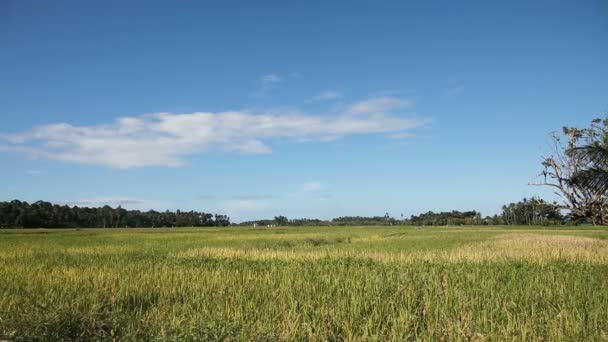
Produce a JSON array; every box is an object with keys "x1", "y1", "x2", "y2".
[{"x1": 531, "y1": 118, "x2": 608, "y2": 225}]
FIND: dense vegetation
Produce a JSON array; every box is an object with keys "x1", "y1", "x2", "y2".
[
  {"x1": 239, "y1": 199, "x2": 563, "y2": 227},
  {"x1": 0, "y1": 200, "x2": 230, "y2": 228},
  {"x1": 0, "y1": 197, "x2": 567, "y2": 228},
  {"x1": 501, "y1": 197, "x2": 563, "y2": 225},
  {"x1": 1, "y1": 226, "x2": 607, "y2": 341}
]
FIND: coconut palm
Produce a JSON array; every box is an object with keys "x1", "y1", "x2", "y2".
[
  {"x1": 570, "y1": 142, "x2": 608, "y2": 195},
  {"x1": 535, "y1": 117, "x2": 608, "y2": 225}
]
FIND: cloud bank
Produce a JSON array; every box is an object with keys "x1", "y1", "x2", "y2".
[{"x1": 0, "y1": 97, "x2": 426, "y2": 168}]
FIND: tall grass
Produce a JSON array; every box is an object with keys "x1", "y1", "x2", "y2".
[{"x1": 1, "y1": 226, "x2": 607, "y2": 341}]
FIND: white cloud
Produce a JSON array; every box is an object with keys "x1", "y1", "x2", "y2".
[
  {"x1": 262, "y1": 74, "x2": 282, "y2": 84},
  {"x1": 252, "y1": 74, "x2": 283, "y2": 97},
  {"x1": 301, "y1": 181, "x2": 322, "y2": 192},
  {"x1": 0, "y1": 97, "x2": 425, "y2": 169},
  {"x1": 348, "y1": 96, "x2": 412, "y2": 114},
  {"x1": 227, "y1": 139, "x2": 272, "y2": 154},
  {"x1": 445, "y1": 85, "x2": 465, "y2": 96},
  {"x1": 390, "y1": 132, "x2": 413, "y2": 140},
  {"x1": 215, "y1": 198, "x2": 274, "y2": 222},
  {"x1": 312, "y1": 91, "x2": 341, "y2": 101},
  {"x1": 26, "y1": 169, "x2": 42, "y2": 175},
  {"x1": 444, "y1": 79, "x2": 464, "y2": 96}
]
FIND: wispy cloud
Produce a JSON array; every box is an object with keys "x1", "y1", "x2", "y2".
[
  {"x1": 390, "y1": 132, "x2": 413, "y2": 140},
  {"x1": 26, "y1": 169, "x2": 42, "y2": 175},
  {"x1": 262, "y1": 74, "x2": 281, "y2": 83},
  {"x1": 312, "y1": 91, "x2": 341, "y2": 101},
  {"x1": 445, "y1": 85, "x2": 464, "y2": 96},
  {"x1": 252, "y1": 73, "x2": 283, "y2": 97},
  {"x1": 199, "y1": 195, "x2": 276, "y2": 221},
  {"x1": 444, "y1": 80, "x2": 465, "y2": 96},
  {"x1": 301, "y1": 181, "x2": 322, "y2": 192},
  {"x1": 290, "y1": 181, "x2": 333, "y2": 202},
  {"x1": 0, "y1": 96, "x2": 426, "y2": 169},
  {"x1": 318, "y1": 193, "x2": 332, "y2": 200},
  {"x1": 348, "y1": 96, "x2": 412, "y2": 114},
  {"x1": 373, "y1": 89, "x2": 416, "y2": 97},
  {"x1": 220, "y1": 198, "x2": 271, "y2": 216}
]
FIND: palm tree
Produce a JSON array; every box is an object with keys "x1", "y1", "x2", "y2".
[
  {"x1": 534, "y1": 117, "x2": 608, "y2": 225},
  {"x1": 569, "y1": 141, "x2": 608, "y2": 224},
  {"x1": 571, "y1": 143, "x2": 608, "y2": 193}
]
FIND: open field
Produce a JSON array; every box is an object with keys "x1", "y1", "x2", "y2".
[{"x1": 1, "y1": 226, "x2": 608, "y2": 341}]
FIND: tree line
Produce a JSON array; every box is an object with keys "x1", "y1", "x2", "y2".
[
  {"x1": 238, "y1": 199, "x2": 564, "y2": 227},
  {"x1": 0, "y1": 200, "x2": 230, "y2": 228},
  {"x1": 0, "y1": 197, "x2": 563, "y2": 228}
]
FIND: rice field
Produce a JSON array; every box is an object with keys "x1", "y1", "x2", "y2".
[{"x1": 1, "y1": 226, "x2": 608, "y2": 341}]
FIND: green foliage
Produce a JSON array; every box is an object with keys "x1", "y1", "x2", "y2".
[
  {"x1": 333, "y1": 215, "x2": 399, "y2": 226},
  {"x1": 0, "y1": 200, "x2": 230, "y2": 228},
  {"x1": 0, "y1": 199, "x2": 586, "y2": 230},
  {"x1": 501, "y1": 197, "x2": 563, "y2": 225},
  {"x1": 407, "y1": 210, "x2": 483, "y2": 226},
  {"x1": 242, "y1": 211, "x2": 491, "y2": 227},
  {"x1": 273, "y1": 215, "x2": 289, "y2": 226}
]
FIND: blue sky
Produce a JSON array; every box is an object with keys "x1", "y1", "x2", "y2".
[{"x1": 1, "y1": 0, "x2": 607, "y2": 221}]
